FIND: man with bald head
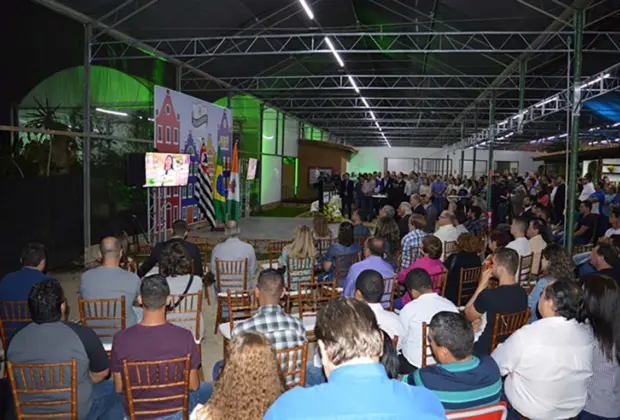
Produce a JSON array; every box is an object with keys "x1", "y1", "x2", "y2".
[
  {"x1": 343, "y1": 236, "x2": 394, "y2": 297},
  {"x1": 80, "y1": 236, "x2": 142, "y2": 327},
  {"x1": 210, "y1": 219, "x2": 257, "y2": 286}
]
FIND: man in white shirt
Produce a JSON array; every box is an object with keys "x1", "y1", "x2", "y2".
[
  {"x1": 507, "y1": 216, "x2": 532, "y2": 282},
  {"x1": 492, "y1": 279, "x2": 593, "y2": 420},
  {"x1": 433, "y1": 210, "x2": 459, "y2": 261},
  {"x1": 210, "y1": 220, "x2": 257, "y2": 286},
  {"x1": 579, "y1": 173, "x2": 595, "y2": 202},
  {"x1": 354, "y1": 269, "x2": 404, "y2": 340},
  {"x1": 398, "y1": 268, "x2": 458, "y2": 374},
  {"x1": 526, "y1": 218, "x2": 547, "y2": 276}
]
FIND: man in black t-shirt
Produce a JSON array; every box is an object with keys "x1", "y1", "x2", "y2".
[
  {"x1": 575, "y1": 201, "x2": 597, "y2": 245},
  {"x1": 464, "y1": 248, "x2": 528, "y2": 355}
]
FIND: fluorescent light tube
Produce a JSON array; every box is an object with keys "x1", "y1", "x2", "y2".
[
  {"x1": 369, "y1": 111, "x2": 376, "y2": 120},
  {"x1": 298, "y1": 0, "x2": 314, "y2": 19},
  {"x1": 96, "y1": 108, "x2": 128, "y2": 117},
  {"x1": 347, "y1": 75, "x2": 360, "y2": 93},
  {"x1": 360, "y1": 97, "x2": 370, "y2": 108},
  {"x1": 324, "y1": 37, "x2": 344, "y2": 67}
]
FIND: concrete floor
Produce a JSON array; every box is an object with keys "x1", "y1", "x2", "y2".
[{"x1": 192, "y1": 216, "x2": 317, "y2": 240}]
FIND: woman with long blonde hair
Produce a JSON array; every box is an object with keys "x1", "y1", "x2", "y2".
[
  {"x1": 194, "y1": 332, "x2": 284, "y2": 420},
  {"x1": 279, "y1": 225, "x2": 317, "y2": 290}
]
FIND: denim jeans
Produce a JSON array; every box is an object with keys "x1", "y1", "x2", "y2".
[
  {"x1": 362, "y1": 196, "x2": 374, "y2": 221},
  {"x1": 153, "y1": 382, "x2": 213, "y2": 420},
  {"x1": 88, "y1": 379, "x2": 124, "y2": 419},
  {"x1": 580, "y1": 411, "x2": 620, "y2": 420}
]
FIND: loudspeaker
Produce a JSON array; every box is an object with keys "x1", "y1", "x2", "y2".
[{"x1": 125, "y1": 153, "x2": 146, "y2": 187}]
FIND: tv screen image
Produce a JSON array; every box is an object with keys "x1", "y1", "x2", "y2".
[{"x1": 144, "y1": 152, "x2": 191, "y2": 187}]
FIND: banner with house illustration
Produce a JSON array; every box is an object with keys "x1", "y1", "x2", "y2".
[{"x1": 154, "y1": 86, "x2": 233, "y2": 226}]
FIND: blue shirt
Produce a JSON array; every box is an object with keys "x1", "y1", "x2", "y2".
[
  {"x1": 589, "y1": 190, "x2": 606, "y2": 214},
  {"x1": 343, "y1": 256, "x2": 395, "y2": 297},
  {"x1": 354, "y1": 223, "x2": 371, "y2": 238},
  {"x1": 265, "y1": 363, "x2": 445, "y2": 420},
  {"x1": 0, "y1": 267, "x2": 48, "y2": 302},
  {"x1": 406, "y1": 356, "x2": 502, "y2": 412},
  {"x1": 527, "y1": 277, "x2": 549, "y2": 323}
]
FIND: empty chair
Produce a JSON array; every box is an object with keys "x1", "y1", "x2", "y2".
[
  {"x1": 275, "y1": 342, "x2": 309, "y2": 388},
  {"x1": 167, "y1": 291, "x2": 204, "y2": 365},
  {"x1": 267, "y1": 240, "x2": 290, "y2": 268},
  {"x1": 214, "y1": 258, "x2": 248, "y2": 334},
  {"x1": 217, "y1": 290, "x2": 257, "y2": 341}
]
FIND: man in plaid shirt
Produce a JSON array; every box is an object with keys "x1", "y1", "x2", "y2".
[
  {"x1": 232, "y1": 269, "x2": 306, "y2": 351},
  {"x1": 400, "y1": 214, "x2": 428, "y2": 269},
  {"x1": 465, "y1": 206, "x2": 484, "y2": 235}
]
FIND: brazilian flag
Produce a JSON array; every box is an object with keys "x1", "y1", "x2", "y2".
[{"x1": 214, "y1": 145, "x2": 227, "y2": 222}]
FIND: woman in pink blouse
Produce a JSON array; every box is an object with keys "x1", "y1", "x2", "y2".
[{"x1": 397, "y1": 236, "x2": 444, "y2": 307}]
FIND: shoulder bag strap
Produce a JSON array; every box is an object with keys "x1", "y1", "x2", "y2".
[{"x1": 172, "y1": 274, "x2": 195, "y2": 309}]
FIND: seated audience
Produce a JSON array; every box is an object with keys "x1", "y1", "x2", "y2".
[
  {"x1": 138, "y1": 219, "x2": 203, "y2": 278},
  {"x1": 279, "y1": 225, "x2": 317, "y2": 290},
  {"x1": 526, "y1": 218, "x2": 548, "y2": 277},
  {"x1": 591, "y1": 242, "x2": 620, "y2": 281},
  {"x1": 411, "y1": 194, "x2": 426, "y2": 216},
  {"x1": 433, "y1": 211, "x2": 459, "y2": 261},
  {"x1": 117, "y1": 231, "x2": 137, "y2": 273},
  {"x1": 465, "y1": 206, "x2": 484, "y2": 235},
  {"x1": 0, "y1": 243, "x2": 49, "y2": 303},
  {"x1": 575, "y1": 201, "x2": 598, "y2": 245},
  {"x1": 321, "y1": 221, "x2": 361, "y2": 282},
  {"x1": 400, "y1": 214, "x2": 428, "y2": 269},
  {"x1": 492, "y1": 280, "x2": 593, "y2": 420},
  {"x1": 111, "y1": 275, "x2": 212, "y2": 416},
  {"x1": 399, "y1": 269, "x2": 459, "y2": 374},
  {"x1": 483, "y1": 229, "x2": 512, "y2": 270},
  {"x1": 80, "y1": 237, "x2": 141, "y2": 328},
  {"x1": 355, "y1": 269, "x2": 404, "y2": 339},
  {"x1": 313, "y1": 213, "x2": 333, "y2": 240},
  {"x1": 264, "y1": 298, "x2": 445, "y2": 419},
  {"x1": 580, "y1": 274, "x2": 620, "y2": 420},
  {"x1": 343, "y1": 237, "x2": 394, "y2": 297},
  {"x1": 403, "y1": 311, "x2": 502, "y2": 412},
  {"x1": 506, "y1": 216, "x2": 532, "y2": 258},
  {"x1": 5, "y1": 279, "x2": 123, "y2": 419},
  {"x1": 398, "y1": 236, "x2": 444, "y2": 307},
  {"x1": 397, "y1": 202, "x2": 413, "y2": 240},
  {"x1": 210, "y1": 220, "x2": 257, "y2": 284},
  {"x1": 352, "y1": 211, "x2": 371, "y2": 238},
  {"x1": 465, "y1": 248, "x2": 528, "y2": 355},
  {"x1": 160, "y1": 242, "x2": 205, "y2": 335},
  {"x1": 195, "y1": 332, "x2": 285, "y2": 420},
  {"x1": 443, "y1": 233, "x2": 482, "y2": 305},
  {"x1": 527, "y1": 244, "x2": 575, "y2": 323},
  {"x1": 375, "y1": 215, "x2": 401, "y2": 255},
  {"x1": 453, "y1": 208, "x2": 469, "y2": 236}
]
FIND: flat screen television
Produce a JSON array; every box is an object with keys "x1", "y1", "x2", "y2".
[{"x1": 144, "y1": 152, "x2": 190, "y2": 187}]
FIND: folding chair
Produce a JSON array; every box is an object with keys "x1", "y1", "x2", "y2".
[
  {"x1": 214, "y1": 258, "x2": 248, "y2": 334},
  {"x1": 78, "y1": 296, "x2": 126, "y2": 356},
  {"x1": 167, "y1": 291, "x2": 203, "y2": 378},
  {"x1": 489, "y1": 308, "x2": 531, "y2": 353},
  {"x1": 518, "y1": 254, "x2": 534, "y2": 293},
  {"x1": 421, "y1": 322, "x2": 436, "y2": 368},
  {"x1": 334, "y1": 252, "x2": 360, "y2": 288},
  {"x1": 456, "y1": 266, "x2": 482, "y2": 308},
  {"x1": 297, "y1": 282, "x2": 337, "y2": 341},
  {"x1": 286, "y1": 256, "x2": 316, "y2": 313},
  {"x1": 380, "y1": 276, "x2": 398, "y2": 311}
]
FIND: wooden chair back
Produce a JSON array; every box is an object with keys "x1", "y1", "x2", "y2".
[
  {"x1": 518, "y1": 254, "x2": 534, "y2": 292},
  {"x1": 0, "y1": 301, "x2": 30, "y2": 353},
  {"x1": 446, "y1": 402, "x2": 508, "y2": 419},
  {"x1": 268, "y1": 240, "x2": 290, "y2": 266},
  {"x1": 315, "y1": 238, "x2": 335, "y2": 258},
  {"x1": 431, "y1": 271, "x2": 448, "y2": 296},
  {"x1": 215, "y1": 258, "x2": 248, "y2": 292},
  {"x1": 456, "y1": 266, "x2": 482, "y2": 307},
  {"x1": 334, "y1": 252, "x2": 360, "y2": 288},
  {"x1": 286, "y1": 256, "x2": 316, "y2": 292},
  {"x1": 297, "y1": 282, "x2": 336, "y2": 318},
  {"x1": 122, "y1": 355, "x2": 191, "y2": 420},
  {"x1": 275, "y1": 343, "x2": 308, "y2": 388},
  {"x1": 421, "y1": 322, "x2": 436, "y2": 367},
  {"x1": 226, "y1": 290, "x2": 258, "y2": 333},
  {"x1": 356, "y1": 235, "x2": 370, "y2": 249},
  {"x1": 167, "y1": 291, "x2": 203, "y2": 342},
  {"x1": 380, "y1": 276, "x2": 398, "y2": 311},
  {"x1": 7, "y1": 359, "x2": 78, "y2": 420},
  {"x1": 573, "y1": 244, "x2": 593, "y2": 256},
  {"x1": 490, "y1": 308, "x2": 531, "y2": 353},
  {"x1": 443, "y1": 240, "x2": 458, "y2": 260},
  {"x1": 78, "y1": 296, "x2": 126, "y2": 353}
]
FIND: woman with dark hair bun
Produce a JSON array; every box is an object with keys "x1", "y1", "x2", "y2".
[
  {"x1": 443, "y1": 233, "x2": 482, "y2": 305},
  {"x1": 321, "y1": 222, "x2": 361, "y2": 283},
  {"x1": 580, "y1": 274, "x2": 620, "y2": 420}
]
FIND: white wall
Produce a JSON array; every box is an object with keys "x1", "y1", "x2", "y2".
[{"x1": 347, "y1": 147, "x2": 539, "y2": 176}]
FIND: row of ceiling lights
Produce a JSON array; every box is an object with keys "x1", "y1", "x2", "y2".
[{"x1": 297, "y1": 0, "x2": 391, "y2": 147}]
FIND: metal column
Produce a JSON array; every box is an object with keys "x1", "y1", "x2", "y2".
[
  {"x1": 487, "y1": 93, "x2": 496, "y2": 217},
  {"x1": 565, "y1": 8, "x2": 585, "y2": 251},
  {"x1": 472, "y1": 107, "x2": 478, "y2": 178},
  {"x1": 83, "y1": 23, "x2": 92, "y2": 261},
  {"x1": 459, "y1": 122, "x2": 465, "y2": 177},
  {"x1": 518, "y1": 60, "x2": 527, "y2": 134}
]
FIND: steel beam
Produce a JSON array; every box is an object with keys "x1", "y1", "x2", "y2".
[
  {"x1": 487, "y1": 94, "x2": 496, "y2": 215},
  {"x1": 566, "y1": 8, "x2": 585, "y2": 251},
  {"x1": 89, "y1": 31, "x2": 620, "y2": 60},
  {"x1": 94, "y1": 0, "x2": 159, "y2": 39},
  {"x1": 516, "y1": 0, "x2": 572, "y2": 26},
  {"x1": 83, "y1": 23, "x2": 92, "y2": 258}
]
